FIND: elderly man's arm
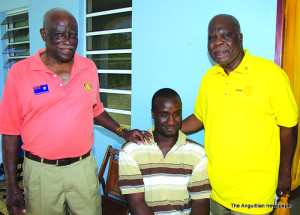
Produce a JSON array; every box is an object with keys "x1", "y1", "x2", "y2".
[
  {"x1": 125, "y1": 193, "x2": 154, "y2": 215},
  {"x1": 94, "y1": 111, "x2": 152, "y2": 144},
  {"x1": 181, "y1": 114, "x2": 204, "y2": 134},
  {"x1": 276, "y1": 125, "x2": 298, "y2": 197},
  {"x1": 2, "y1": 134, "x2": 26, "y2": 215},
  {"x1": 190, "y1": 198, "x2": 209, "y2": 215}
]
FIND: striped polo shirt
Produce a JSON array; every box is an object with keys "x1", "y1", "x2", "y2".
[{"x1": 119, "y1": 127, "x2": 211, "y2": 214}]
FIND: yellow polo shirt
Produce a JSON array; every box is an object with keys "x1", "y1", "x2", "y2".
[{"x1": 194, "y1": 50, "x2": 298, "y2": 214}]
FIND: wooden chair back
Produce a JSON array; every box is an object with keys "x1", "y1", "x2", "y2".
[{"x1": 98, "y1": 145, "x2": 126, "y2": 200}]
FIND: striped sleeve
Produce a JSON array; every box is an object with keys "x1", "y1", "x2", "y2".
[
  {"x1": 188, "y1": 155, "x2": 211, "y2": 200},
  {"x1": 119, "y1": 146, "x2": 145, "y2": 195}
]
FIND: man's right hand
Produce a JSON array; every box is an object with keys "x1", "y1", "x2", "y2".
[
  {"x1": 2, "y1": 134, "x2": 26, "y2": 215},
  {"x1": 6, "y1": 185, "x2": 26, "y2": 215},
  {"x1": 125, "y1": 193, "x2": 154, "y2": 215}
]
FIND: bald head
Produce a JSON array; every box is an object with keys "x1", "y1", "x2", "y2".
[
  {"x1": 209, "y1": 14, "x2": 241, "y2": 34},
  {"x1": 43, "y1": 8, "x2": 77, "y2": 30}
]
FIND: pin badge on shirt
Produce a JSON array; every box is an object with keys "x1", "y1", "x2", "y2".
[
  {"x1": 235, "y1": 86, "x2": 254, "y2": 96},
  {"x1": 33, "y1": 84, "x2": 49, "y2": 95},
  {"x1": 84, "y1": 82, "x2": 92, "y2": 92}
]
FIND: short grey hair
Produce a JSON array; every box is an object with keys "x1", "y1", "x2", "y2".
[{"x1": 43, "y1": 7, "x2": 76, "y2": 28}]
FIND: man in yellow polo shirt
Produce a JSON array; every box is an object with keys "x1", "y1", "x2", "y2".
[{"x1": 181, "y1": 14, "x2": 298, "y2": 215}]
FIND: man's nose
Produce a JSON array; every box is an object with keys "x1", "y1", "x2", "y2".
[
  {"x1": 215, "y1": 36, "x2": 224, "y2": 46},
  {"x1": 167, "y1": 116, "x2": 175, "y2": 125},
  {"x1": 63, "y1": 37, "x2": 71, "y2": 44}
]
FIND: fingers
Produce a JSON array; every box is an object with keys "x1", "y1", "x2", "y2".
[
  {"x1": 133, "y1": 132, "x2": 146, "y2": 145},
  {"x1": 139, "y1": 134, "x2": 146, "y2": 144},
  {"x1": 11, "y1": 206, "x2": 26, "y2": 215},
  {"x1": 135, "y1": 130, "x2": 153, "y2": 144},
  {"x1": 132, "y1": 133, "x2": 142, "y2": 145},
  {"x1": 138, "y1": 131, "x2": 153, "y2": 144},
  {"x1": 276, "y1": 188, "x2": 281, "y2": 198},
  {"x1": 18, "y1": 197, "x2": 26, "y2": 214},
  {"x1": 276, "y1": 187, "x2": 289, "y2": 198},
  {"x1": 129, "y1": 130, "x2": 153, "y2": 145},
  {"x1": 142, "y1": 131, "x2": 153, "y2": 143},
  {"x1": 123, "y1": 129, "x2": 153, "y2": 145},
  {"x1": 6, "y1": 189, "x2": 26, "y2": 215},
  {"x1": 20, "y1": 206, "x2": 26, "y2": 214}
]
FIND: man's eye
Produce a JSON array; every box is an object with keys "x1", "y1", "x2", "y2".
[
  {"x1": 208, "y1": 36, "x2": 215, "y2": 41},
  {"x1": 222, "y1": 34, "x2": 231, "y2": 39},
  {"x1": 160, "y1": 114, "x2": 168, "y2": 118},
  {"x1": 70, "y1": 33, "x2": 78, "y2": 38},
  {"x1": 53, "y1": 33, "x2": 64, "y2": 39}
]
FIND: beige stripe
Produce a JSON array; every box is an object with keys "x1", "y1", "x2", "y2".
[
  {"x1": 190, "y1": 179, "x2": 210, "y2": 187},
  {"x1": 119, "y1": 174, "x2": 143, "y2": 180},
  {"x1": 147, "y1": 198, "x2": 189, "y2": 207},
  {"x1": 140, "y1": 163, "x2": 193, "y2": 169},
  {"x1": 149, "y1": 202, "x2": 191, "y2": 212}
]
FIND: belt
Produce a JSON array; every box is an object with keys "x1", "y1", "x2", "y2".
[{"x1": 25, "y1": 151, "x2": 90, "y2": 166}]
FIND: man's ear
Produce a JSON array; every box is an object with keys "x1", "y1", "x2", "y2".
[
  {"x1": 40, "y1": 28, "x2": 46, "y2": 41},
  {"x1": 151, "y1": 109, "x2": 155, "y2": 119},
  {"x1": 238, "y1": 33, "x2": 243, "y2": 43}
]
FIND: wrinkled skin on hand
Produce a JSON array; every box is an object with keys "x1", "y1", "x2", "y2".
[
  {"x1": 6, "y1": 186, "x2": 26, "y2": 215},
  {"x1": 121, "y1": 129, "x2": 153, "y2": 144},
  {"x1": 276, "y1": 172, "x2": 291, "y2": 197}
]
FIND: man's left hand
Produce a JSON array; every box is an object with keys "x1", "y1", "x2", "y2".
[
  {"x1": 276, "y1": 171, "x2": 291, "y2": 197},
  {"x1": 121, "y1": 129, "x2": 153, "y2": 144}
]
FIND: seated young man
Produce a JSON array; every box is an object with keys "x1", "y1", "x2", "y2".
[{"x1": 119, "y1": 88, "x2": 211, "y2": 215}]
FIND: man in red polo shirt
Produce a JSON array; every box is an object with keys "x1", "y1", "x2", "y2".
[{"x1": 0, "y1": 8, "x2": 151, "y2": 215}]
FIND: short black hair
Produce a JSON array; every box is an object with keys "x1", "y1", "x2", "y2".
[{"x1": 152, "y1": 88, "x2": 181, "y2": 111}]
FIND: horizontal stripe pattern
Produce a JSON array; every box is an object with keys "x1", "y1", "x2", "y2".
[
  {"x1": 119, "y1": 128, "x2": 211, "y2": 214},
  {"x1": 149, "y1": 202, "x2": 191, "y2": 213},
  {"x1": 141, "y1": 167, "x2": 193, "y2": 175}
]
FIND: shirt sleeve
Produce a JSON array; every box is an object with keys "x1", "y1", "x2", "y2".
[
  {"x1": 0, "y1": 66, "x2": 23, "y2": 135},
  {"x1": 119, "y1": 146, "x2": 145, "y2": 195},
  {"x1": 271, "y1": 68, "x2": 298, "y2": 127},
  {"x1": 194, "y1": 76, "x2": 207, "y2": 123},
  {"x1": 188, "y1": 155, "x2": 211, "y2": 200}
]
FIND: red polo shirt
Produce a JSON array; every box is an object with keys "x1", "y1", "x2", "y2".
[{"x1": 0, "y1": 49, "x2": 104, "y2": 159}]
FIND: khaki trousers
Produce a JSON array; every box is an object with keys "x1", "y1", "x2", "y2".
[
  {"x1": 23, "y1": 152, "x2": 102, "y2": 215},
  {"x1": 210, "y1": 198, "x2": 269, "y2": 215}
]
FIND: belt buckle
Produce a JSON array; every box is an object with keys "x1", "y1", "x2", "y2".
[{"x1": 56, "y1": 158, "x2": 72, "y2": 166}]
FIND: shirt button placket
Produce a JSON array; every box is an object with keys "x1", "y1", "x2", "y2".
[
  {"x1": 225, "y1": 78, "x2": 230, "y2": 96},
  {"x1": 52, "y1": 74, "x2": 63, "y2": 88}
]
